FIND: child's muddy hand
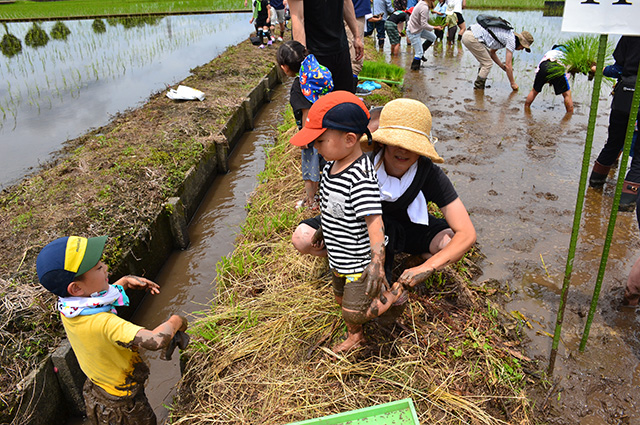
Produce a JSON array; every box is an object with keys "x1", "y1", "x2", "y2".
[
  {"x1": 311, "y1": 227, "x2": 324, "y2": 248},
  {"x1": 119, "y1": 275, "x2": 160, "y2": 294},
  {"x1": 361, "y1": 262, "x2": 388, "y2": 299},
  {"x1": 397, "y1": 266, "x2": 435, "y2": 289}
]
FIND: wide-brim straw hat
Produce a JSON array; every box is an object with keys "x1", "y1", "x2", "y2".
[{"x1": 368, "y1": 98, "x2": 444, "y2": 163}]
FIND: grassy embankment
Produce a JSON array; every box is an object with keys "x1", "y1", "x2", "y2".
[
  {"x1": 0, "y1": 0, "x2": 547, "y2": 21},
  {"x1": 0, "y1": 41, "x2": 276, "y2": 423},
  {"x1": 171, "y1": 41, "x2": 546, "y2": 425}
]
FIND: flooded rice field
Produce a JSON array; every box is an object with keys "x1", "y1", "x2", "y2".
[
  {"x1": 0, "y1": 12, "x2": 251, "y2": 189},
  {"x1": 396, "y1": 9, "x2": 637, "y2": 424}
]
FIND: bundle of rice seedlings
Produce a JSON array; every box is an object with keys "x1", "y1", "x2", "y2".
[
  {"x1": 360, "y1": 60, "x2": 405, "y2": 83},
  {"x1": 558, "y1": 35, "x2": 613, "y2": 76}
]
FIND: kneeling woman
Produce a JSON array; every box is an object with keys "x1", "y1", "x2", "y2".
[{"x1": 292, "y1": 98, "x2": 476, "y2": 291}]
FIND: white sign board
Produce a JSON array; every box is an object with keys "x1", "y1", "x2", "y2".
[{"x1": 562, "y1": 0, "x2": 640, "y2": 35}]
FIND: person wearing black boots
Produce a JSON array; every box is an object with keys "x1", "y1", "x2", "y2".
[
  {"x1": 589, "y1": 36, "x2": 640, "y2": 212},
  {"x1": 406, "y1": 0, "x2": 442, "y2": 70}
]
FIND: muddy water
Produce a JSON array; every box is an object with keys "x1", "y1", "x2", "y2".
[
  {"x1": 395, "y1": 9, "x2": 638, "y2": 423},
  {"x1": 131, "y1": 83, "x2": 289, "y2": 424}
]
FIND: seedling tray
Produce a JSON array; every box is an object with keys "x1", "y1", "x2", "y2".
[{"x1": 285, "y1": 398, "x2": 419, "y2": 425}]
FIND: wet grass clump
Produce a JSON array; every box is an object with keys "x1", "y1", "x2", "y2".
[
  {"x1": 24, "y1": 23, "x2": 49, "y2": 48},
  {"x1": 91, "y1": 18, "x2": 106, "y2": 34},
  {"x1": 0, "y1": 32, "x2": 21, "y2": 57},
  {"x1": 50, "y1": 21, "x2": 71, "y2": 40}
]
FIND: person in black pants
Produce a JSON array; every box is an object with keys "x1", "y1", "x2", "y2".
[
  {"x1": 589, "y1": 36, "x2": 640, "y2": 211},
  {"x1": 289, "y1": 0, "x2": 362, "y2": 93}
]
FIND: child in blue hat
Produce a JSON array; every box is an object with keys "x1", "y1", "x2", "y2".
[
  {"x1": 36, "y1": 235, "x2": 189, "y2": 425},
  {"x1": 277, "y1": 40, "x2": 334, "y2": 210}
]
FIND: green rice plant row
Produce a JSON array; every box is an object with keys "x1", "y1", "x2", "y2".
[{"x1": 0, "y1": 0, "x2": 249, "y2": 22}]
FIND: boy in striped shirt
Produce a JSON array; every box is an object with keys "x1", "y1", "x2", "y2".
[{"x1": 290, "y1": 91, "x2": 403, "y2": 353}]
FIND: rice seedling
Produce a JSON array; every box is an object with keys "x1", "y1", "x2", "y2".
[
  {"x1": 359, "y1": 60, "x2": 406, "y2": 84},
  {"x1": 558, "y1": 35, "x2": 613, "y2": 77}
]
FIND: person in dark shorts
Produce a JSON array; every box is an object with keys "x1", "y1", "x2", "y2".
[{"x1": 525, "y1": 45, "x2": 573, "y2": 114}]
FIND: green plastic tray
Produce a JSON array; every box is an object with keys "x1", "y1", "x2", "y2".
[{"x1": 285, "y1": 398, "x2": 419, "y2": 425}]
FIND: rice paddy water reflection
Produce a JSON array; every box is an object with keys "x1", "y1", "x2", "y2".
[{"x1": 0, "y1": 12, "x2": 251, "y2": 189}]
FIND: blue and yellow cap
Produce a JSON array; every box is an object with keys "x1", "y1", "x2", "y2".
[{"x1": 36, "y1": 236, "x2": 108, "y2": 297}]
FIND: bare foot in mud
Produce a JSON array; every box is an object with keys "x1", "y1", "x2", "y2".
[{"x1": 332, "y1": 332, "x2": 366, "y2": 354}]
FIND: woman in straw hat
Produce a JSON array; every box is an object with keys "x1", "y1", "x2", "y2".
[{"x1": 293, "y1": 98, "x2": 476, "y2": 297}]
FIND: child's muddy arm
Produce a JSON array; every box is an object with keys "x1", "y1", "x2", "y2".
[
  {"x1": 361, "y1": 214, "x2": 387, "y2": 298},
  {"x1": 114, "y1": 275, "x2": 160, "y2": 294},
  {"x1": 132, "y1": 315, "x2": 188, "y2": 351}
]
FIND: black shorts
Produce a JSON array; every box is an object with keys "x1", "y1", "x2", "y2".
[
  {"x1": 255, "y1": 17, "x2": 269, "y2": 28},
  {"x1": 455, "y1": 12, "x2": 465, "y2": 25},
  {"x1": 533, "y1": 60, "x2": 570, "y2": 95}
]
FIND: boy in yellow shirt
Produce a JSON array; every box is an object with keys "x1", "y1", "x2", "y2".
[{"x1": 36, "y1": 235, "x2": 188, "y2": 425}]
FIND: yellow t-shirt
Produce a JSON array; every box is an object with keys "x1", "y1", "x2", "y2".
[{"x1": 61, "y1": 312, "x2": 145, "y2": 397}]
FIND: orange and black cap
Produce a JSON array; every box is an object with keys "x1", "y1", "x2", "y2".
[{"x1": 289, "y1": 91, "x2": 371, "y2": 147}]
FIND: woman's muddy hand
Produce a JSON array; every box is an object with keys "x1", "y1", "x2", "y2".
[
  {"x1": 397, "y1": 266, "x2": 435, "y2": 289},
  {"x1": 311, "y1": 227, "x2": 325, "y2": 249}
]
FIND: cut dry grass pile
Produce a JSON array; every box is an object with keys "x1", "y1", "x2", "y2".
[
  {"x1": 172, "y1": 112, "x2": 543, "y2": 425},
  {"x1": 0, "y1": 40, "x2": 277, "y2": 422}
]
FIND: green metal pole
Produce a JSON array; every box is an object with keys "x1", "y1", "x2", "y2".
[
  {"x1": 548, "y1": 34, "x2": 608, "y2": 376},
  {"x1": 580, "y1": 64, "x2": 640, "y2": 352}
]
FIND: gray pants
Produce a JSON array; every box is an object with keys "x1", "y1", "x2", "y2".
[{"x1": 407, "y1": 29, "x2": 436, "y2": 59}]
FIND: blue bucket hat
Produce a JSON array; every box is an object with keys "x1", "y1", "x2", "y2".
[{"x1": 299, "y1": 54, "x2": 334, "y2": 103}]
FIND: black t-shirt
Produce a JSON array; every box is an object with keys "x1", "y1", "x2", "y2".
[
  {"x1": 387, "y1": 10, "x2": 408, "y2": 25},
  {"x1": 289, "y1": 77, "x2": 313, "y2": 129},
  {"x1": 303, "y1": 0, "x2": 348, "y2": 56},
  {"x1": 614, "y1": 36, "x2": 640, "y2": 78},
  {"x1": 381, "y1": 156, "x2": 458, "y2": 223}
]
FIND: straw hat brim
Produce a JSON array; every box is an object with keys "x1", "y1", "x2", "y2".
[{"x1": 369, "y1": 127, "x2": 444, "y2": 163}]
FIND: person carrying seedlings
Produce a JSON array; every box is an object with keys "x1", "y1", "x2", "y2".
[
  {"x1": 289, "y1": 91, "x2": 404, "y2": 353},
  {"x1": 277, "y1": 40, "x2": 334, "y2": 210},
  {"x1": 460, "y1": 15, "x2": 533, "y2": 90},
  {"x1": 36, "y1": 236, "x2": 189, "y2": 425},
  {"x1": 385, "y1": 7, "x2": 410, "y2": 56},
  {"x1": 448, "y1": 0, "x2": 466, "y2": 41},
  {"x1": 588, "y1": 36, "x2": 640, "y2": 212},
  {"x1": 406, "y1": 0, "x2": 443, "y2": 70},
  {"x1": 366, "y1": 0, "x2": 394, "y2": 48},
  {"x1": 524, "y1": 44, "x2": 574, "y2": 114}
]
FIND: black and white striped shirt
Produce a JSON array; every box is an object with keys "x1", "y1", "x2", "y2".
[{"x1": 319, "y1": 154, "x2": 382, "y2": 274}]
